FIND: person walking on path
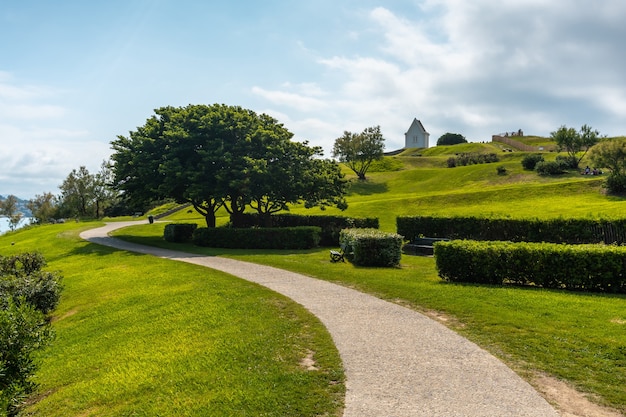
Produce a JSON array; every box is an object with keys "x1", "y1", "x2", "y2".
[{"x1": 81, "y1": 222, "x2": 559, "y2": 417}]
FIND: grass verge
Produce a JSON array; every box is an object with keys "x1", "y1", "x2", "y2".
[
  {"x1": 0, "y1": 223, "x2": 344, "y2": 417},
  {"x1": 114, "y1": 222, "x2": 626, "y2": 414}
]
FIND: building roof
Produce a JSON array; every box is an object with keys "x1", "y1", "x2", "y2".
[{"x1": 405, "y1": 118, "x2": 429, "y2": 135}]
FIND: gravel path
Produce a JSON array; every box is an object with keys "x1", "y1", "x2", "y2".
[{"x1": 81, "y1": 222, "x2": 560, "y2": 417}]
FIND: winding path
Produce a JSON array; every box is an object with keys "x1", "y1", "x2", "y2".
[{"x1": 80, "y1": 222, "x2": 560, "y2": 417}]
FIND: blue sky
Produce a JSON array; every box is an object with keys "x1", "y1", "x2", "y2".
[{"x1": 2, "y1": 0, "x2": 626, "y2": 198}]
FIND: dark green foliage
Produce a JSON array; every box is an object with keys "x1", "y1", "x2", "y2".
[
  {"x1": 233, "y1": 214, "x2": 378, "y2": 246},
  {"x1": 605, "y1": 174, "x2": 626, "y2": 194},
  {"x1": 434, "y1": 240, "x2": 626, "y2": 293},
  {"x1": 0, "y1": 253, "x2": 63, "y2": 315},
  {"x1": 436, "y1": 132, "x2": 467, "y2": 146},
  {"x1": 496, "y1": 166, "x2": 507, "y2": 175},
  {"x1": 0, "y1": 300, "x2": 52, "y2": 416},
  {"x1": 447, "y1": 153, "x2": 499, "y2": 168},
  {"x1": 163, "y1": 223, "x2": 198, "y2": 243},
  {"x1": 339, "y1": 228, "x2": 403, "y2": 267},
  {"x1": 535, "y1": 160, "x2": 566, "y2": 176},
  {"x1": 521, "y1": 154, "x2": 544, "y2": 170},
  {"x1": 192, "y1": 226, "x2": 321, "y2": 249},
  {"x1": 589, "y1": 138, "x2": 626, "y2": 194},
  {"x1": 111, "y1": 104, "x2": 348, "y2": 228},
  {"x1": 555, "y1": 154, "x2": 578, "y2": 169},
  {"x1": 0, "y1": 252, "x2": 61, "y2": 416},
  {"x1": 397, "y1": 215, "x2": 626, "y2": 245}
]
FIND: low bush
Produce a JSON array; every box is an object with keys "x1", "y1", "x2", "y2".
[
  {"x1": 605, "y1": 174, "x2": 626, "y2": 194},
  {"x1": 521, "y1": 154, "x2": 544, "y2": 170},
  {"x1": 447, "y1": 153, "x2": 499, "y2": 168},
  {"x1": 339, "y1": 228, "x2": 403, "y2": 267},
  {"x1": 192, "y1": 226, "x2": 321, "y2": 249},
  {"x1": 535, "y1": 160, "x2": 566, "y2": 176},
  {"x1": 163, "y1": 223, "x2": 198, "y2": 243},
  {"x1": 232, "y1": 214, "x2": 378, "y2": 246},
  {"x1": 434, "y1": 240, "x2": 626, "y2": 293},
  {"x1": 0, "y1": 252, "x2": 63, "y2": 315},
  {"x1": 0, "y1": 252, "x2": 61, "y2": 416},
  {"x1": 556, "y1": 154, "x2": 578, "y2": 169},
  {"x1": 397, "y1": 215, "x2": 626, "y2": 245}
]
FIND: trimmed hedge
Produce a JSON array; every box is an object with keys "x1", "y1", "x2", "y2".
[
  {"x1": 192, "y1": 226, "x2": 321, "y2": 249},
  {"x1": 434, "y1": 240, "x2": 626, "y2": 293},
  {"x1": 339, "y1": 228, "x2": 403, "y2": 267},
  {"x1": 397, "y1": 215, "x2": 626, "y2": 245},
  {"x1": 233, "y1": 214, "x2": 379, "y2": 246},
  {"x1": 164, "y1": 223, "x2": 198, "y2": 243}
]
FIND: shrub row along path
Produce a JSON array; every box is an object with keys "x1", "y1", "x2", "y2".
[{"x1": 81, "y1": 222, "x2": 559, "y2": 417}]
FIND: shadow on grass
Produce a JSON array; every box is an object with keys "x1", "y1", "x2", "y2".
[
  {"x1": 436, "y1": 276, "x2": 626, "y2": 299},
  {"x1": 78, "y1": 234, "x2": 327, "y2": 258},
  {"x1": 347, "y1": 180, "x2": 389, "y2": 196}
]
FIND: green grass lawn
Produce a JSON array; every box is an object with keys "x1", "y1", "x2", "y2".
[
  {"x1": 112, "y1": 147, "x2": 626, "y2": 413},
  {"x1": 5, "y1": 144, "x2": 626, "y2": 415},
  {"x1": 0, "y1": 224, "x2": 344, "y2": 417},
  {"x1": 113, "y1": 223, "x2": 626, "y2": 413}
]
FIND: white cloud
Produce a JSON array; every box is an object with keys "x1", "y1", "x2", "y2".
[
  {"x1": 251, "y1": 86, "x2": 328, "y2": 112},
  {"x1": 0, "y1": 74, "x2": 106, "y2": 198}
]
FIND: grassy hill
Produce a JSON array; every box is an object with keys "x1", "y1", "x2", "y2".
[
  {"x1": 161, "y1": 141, "x2": 623, "y2": 231},
  {"x1": 3, "y1": 140, "x2": 626, "y2": 416}
]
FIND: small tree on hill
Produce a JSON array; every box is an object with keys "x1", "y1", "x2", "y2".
[
  {"x1": 332, "y1": 125, "x2": 385, "y2": 180},
  {"x1": 589, "y1": 138, "x2": 626, "y2": 194},
  {"x1": 437, "y1": 132, "x2": 467, "y2": 146},
  {"x1": 551, "y1": 124, "x2": 602, "y2": 169}
]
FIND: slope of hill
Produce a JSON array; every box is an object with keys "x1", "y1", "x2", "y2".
[{"x1": 162, "y1": 141, "x2": 624, "y2": 232}]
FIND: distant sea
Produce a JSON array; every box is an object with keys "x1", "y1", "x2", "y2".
[{"x1": 0, "y1": 217, "x2": 33, "y2": 235}]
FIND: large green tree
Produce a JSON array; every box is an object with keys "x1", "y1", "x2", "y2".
[
  {"x1": 551, "y1": 124, "x2": 602, "y2": 169},
  {"x1": 111, "y1": 104, "x2": 347, "y2": 227},
  {"x1": 332, "y1": 125, "x2": 385, "y2": 180}
]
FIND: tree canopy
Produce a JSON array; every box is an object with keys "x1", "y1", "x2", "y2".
[
  {"x1": 437, "y1": 132, "x2": 467, "y2": 146},
  {"x1": 589, "y1": 138, "x2": 626, "y2": 194},
  {"x1": 551, "y1": 124, "x2": 602, "y2": 168},
  {"x1": 0, "y1": 195, "x2": 23, "y2": 231},
  {"x1": 332, "y1": 125, "x2": 385, "y2": 180},
  {"x1": 110, "y1": 104, "x2": 347, "y2": 227}
]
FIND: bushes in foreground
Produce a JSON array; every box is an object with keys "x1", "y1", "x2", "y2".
[
  {"x1": 434, "y1": 240, "x2": 626, "y2": 292},
  {"x1": 0, "y1": 252, "x2": 62, "y2": 416},
  {"x1": 339, "y1": 228, "x2": 403, "y2": 267}
]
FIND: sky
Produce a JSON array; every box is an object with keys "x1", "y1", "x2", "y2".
[{"x1": 2, "y1": 0, "x2": 626, "y2": 199}]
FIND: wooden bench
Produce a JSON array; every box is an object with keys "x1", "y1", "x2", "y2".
[
  {"x1": 402, "y1": 237, "x2": 449, "y2": 256},
  {"x1": 330, "y1": 249, "x2": 345, "y2": 263}
]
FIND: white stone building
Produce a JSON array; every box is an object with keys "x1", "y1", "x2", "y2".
[{"x1": 404, "y1": 118, "x2": 430, "y2": 149}]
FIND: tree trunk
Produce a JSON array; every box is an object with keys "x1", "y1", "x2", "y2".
[{"x1": 204, "y1": 212, "x2": 216, "y2": 228}]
